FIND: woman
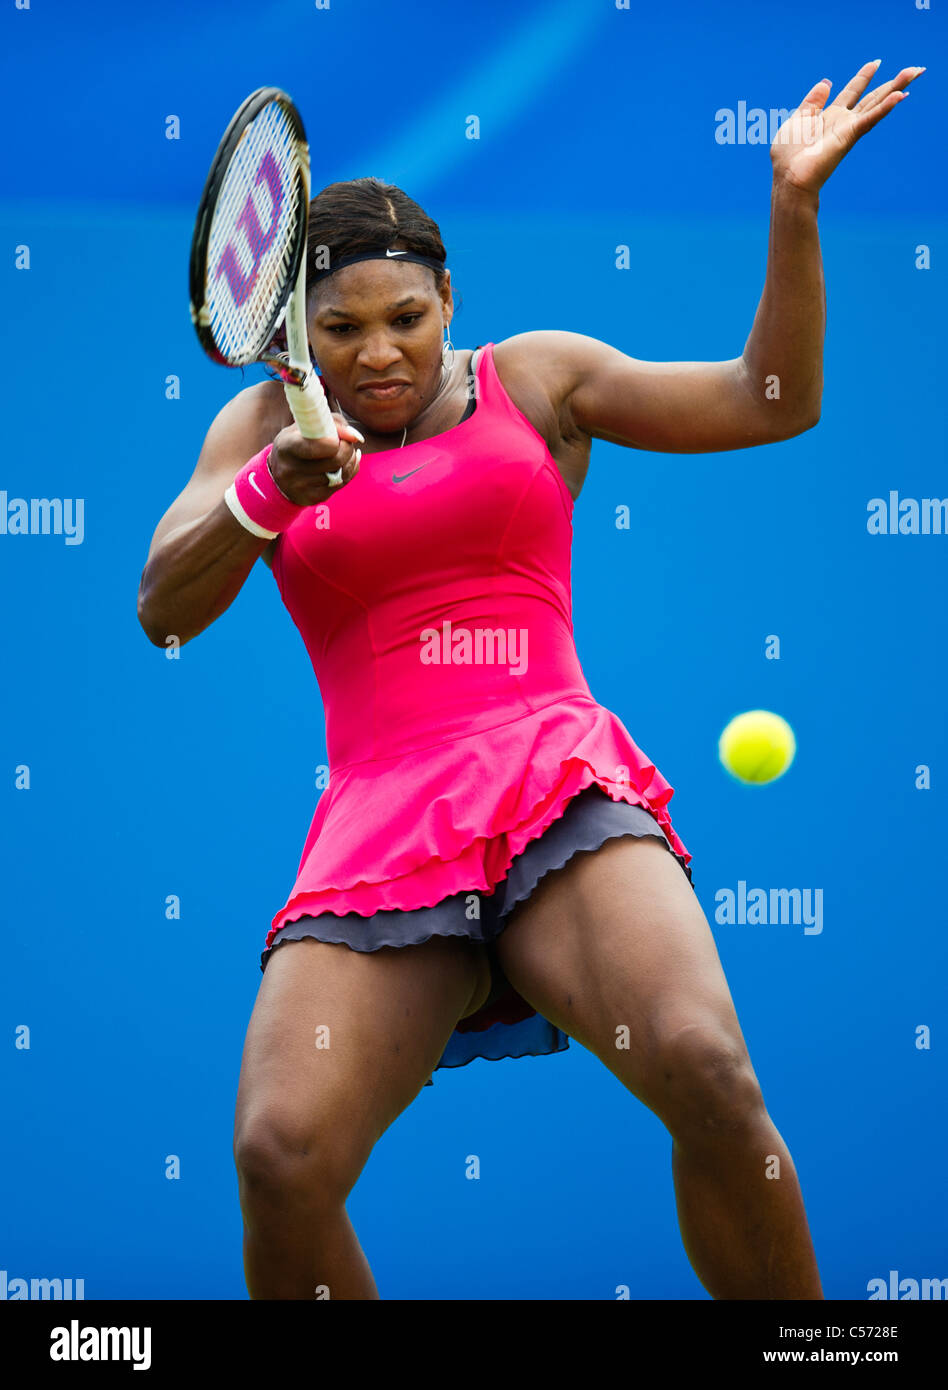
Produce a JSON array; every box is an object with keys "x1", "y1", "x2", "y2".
[{"x1": 138, "y1": 62, "x2": 921, "y2": 1299}]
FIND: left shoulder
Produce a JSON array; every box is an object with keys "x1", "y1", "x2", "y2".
[
  {"x1": 492, "y1": 329, "x2": 596, "y2": 396},
  {"x1": 490, "y1": 330, "x2": 596, "y2": 449}
]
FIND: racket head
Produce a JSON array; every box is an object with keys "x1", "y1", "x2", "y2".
[{"x1": 189, "y1": 87, "x2": 309, "y2": 369}]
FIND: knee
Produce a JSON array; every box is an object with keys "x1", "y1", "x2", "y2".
[
  {"x1": 234, "y1": 1109, "x2": 362, "y2": 1209},
  {"x1": 649, "y1": 1022, "x2": 766, "y2": 1143}
]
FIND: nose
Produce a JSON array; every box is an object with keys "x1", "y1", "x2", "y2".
[{"x1": 356, "y1": 334, "x2": 403, "y2": 371}]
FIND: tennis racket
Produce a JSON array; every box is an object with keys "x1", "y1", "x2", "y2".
[{"x1": 188, "y1": 86, "x2": 343, "y2": 487}]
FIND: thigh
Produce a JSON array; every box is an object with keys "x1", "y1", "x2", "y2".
[
  {"x1": 234, "y1": 934, "x2": 485, "y2": 1188},
  {"x1": 492, "y1": 834, "x2": 759, "y2": 1118}
]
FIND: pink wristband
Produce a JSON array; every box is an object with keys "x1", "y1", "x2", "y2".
[{"x1": 224, "y1": 445, "x2": 303, "y2": 539}]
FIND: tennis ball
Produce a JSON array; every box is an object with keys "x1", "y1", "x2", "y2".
[{"x1": 718, "y1": 709, "x2": 796, "y2": 784}]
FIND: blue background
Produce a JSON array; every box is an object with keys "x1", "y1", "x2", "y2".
[{"x1": 1, "y1": 0, "x2": 944, "y2": 1301}]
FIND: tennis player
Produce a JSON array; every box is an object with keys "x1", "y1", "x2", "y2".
[{"x1": 139, "y1": 62, "x2": 921, "y2": 1299}]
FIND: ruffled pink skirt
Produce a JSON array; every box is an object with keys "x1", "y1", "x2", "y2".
[{"x1": 267, "y1": 694, "x2": 691, "y2": 943}]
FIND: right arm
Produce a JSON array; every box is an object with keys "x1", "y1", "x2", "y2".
[{"x1": 137, "y1": 383, "x2": 360, "y2": 647}]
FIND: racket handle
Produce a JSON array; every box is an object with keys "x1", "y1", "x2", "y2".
[
  {"x1": 283, "y1": 373, "x2": 343, "y2": 488},
  {"x1": 284, "y1": 372, "x2": 338, "y2": 441}
]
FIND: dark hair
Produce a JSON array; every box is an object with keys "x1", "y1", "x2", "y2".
[{"x1": 262, "y1": 177, "x2": 456, "y2": 381}]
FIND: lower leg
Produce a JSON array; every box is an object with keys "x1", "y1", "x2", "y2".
[
  {"x1": 670, "y1": 1112, "x2": 824, "y2": 1299},
  {"x1": 240, "y1": 1183, "x2": 380, "y2": 1299}
]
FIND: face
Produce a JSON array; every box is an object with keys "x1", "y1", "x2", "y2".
[{"x1": 308, "y1": 261, "x2": 453, "y2": 433}]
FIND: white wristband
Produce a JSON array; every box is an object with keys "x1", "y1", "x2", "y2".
[{"x1": 223, "y1": 483, "x2": 280, "y2": 540}]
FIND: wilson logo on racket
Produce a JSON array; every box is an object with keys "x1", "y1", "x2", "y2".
[{"x1": 214, "y1": 152, "x2": 284, "y2": 307}]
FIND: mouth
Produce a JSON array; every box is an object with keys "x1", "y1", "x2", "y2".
[{"x1": 357, "y1": 380, "x2": 410, "y2": 400}]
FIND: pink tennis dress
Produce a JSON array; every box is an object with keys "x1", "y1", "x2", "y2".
[{"x1": 263, "y1": 341, "x2": 693, "y2": 1079}]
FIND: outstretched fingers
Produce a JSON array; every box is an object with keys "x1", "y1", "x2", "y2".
[
  {"x1": 842, "y1": 65, "x2": 924, "y2": 138},
  {"x1": 848, "y1": 88, "x2": 909, "y2": 138},
  {"x1": 852, "y1": 65, "x2": 925, "y2": 115},
  {"x1": 827, "y1": 58, "x2": 884, "y2": 110}
]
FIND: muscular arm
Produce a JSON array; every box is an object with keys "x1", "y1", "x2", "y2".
[
  {"x1": 137, "y1": 383, "x2": 285, "y2": 647},
  {"x1": 527, "y1": 176, "x2": 824, "y2": 454}
]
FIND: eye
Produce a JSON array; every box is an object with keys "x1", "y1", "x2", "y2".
[{"x1": 324, "y1": 313, "x2": 422, "y2": 335}]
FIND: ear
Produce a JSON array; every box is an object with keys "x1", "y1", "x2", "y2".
[{"x1": 438, "y1": 268, "x2": 454, "y2": 322}]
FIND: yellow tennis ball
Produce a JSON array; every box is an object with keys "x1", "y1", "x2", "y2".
[{"x1": 718, "y1": 709, "x2": 796, "y2": 784}]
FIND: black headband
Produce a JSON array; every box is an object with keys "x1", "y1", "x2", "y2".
[{"x1": 309, "y1": 247, "x2": 446, "y2": 284}]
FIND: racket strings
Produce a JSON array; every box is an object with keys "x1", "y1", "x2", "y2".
[{"x1": 206, "y1": 100, "x2": 303, "y2": 364}]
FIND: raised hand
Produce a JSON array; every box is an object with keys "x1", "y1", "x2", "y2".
[{"x1": 771, "y1": 60, "x2": 925, "y2": 194}]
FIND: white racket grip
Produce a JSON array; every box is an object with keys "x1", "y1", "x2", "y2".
[
  {"x1": 284, "y1": 374, "x2": 343, "y2": 488},
  {"x1": 284, "y1": 372, "x2": 338, "y2": 441}
]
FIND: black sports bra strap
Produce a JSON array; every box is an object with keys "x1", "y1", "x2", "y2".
[{"x1": 454, "y1": 347, "x2": 478, "y2": 424}]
